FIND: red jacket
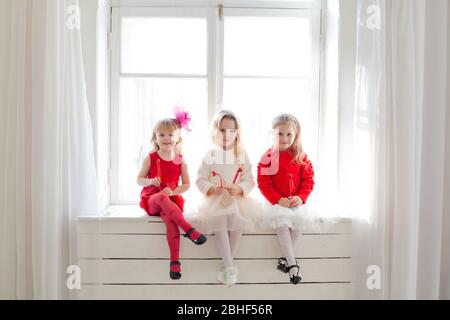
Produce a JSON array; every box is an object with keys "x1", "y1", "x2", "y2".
[{"x1": 257, "y1": 149, "x2": 315, "y2": 205}]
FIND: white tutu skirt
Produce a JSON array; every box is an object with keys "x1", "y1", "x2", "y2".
[
  {"x1": 256, "y1": 201, "x2": 328, "y2": 233},
  {"x1": 194, "y1": 195, "x2": 260, "y2": 233}
]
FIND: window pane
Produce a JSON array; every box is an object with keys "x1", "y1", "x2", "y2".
[
  {"x1": 223, "y1": 78, "x2": 318, "y2": 165},
  {"x1": 118, "y1": 78, "x2": 208, "y2": 203},
  {"x1": 224, "y1": 16, "x2": 312, "y2": 77},
  {"x1": 121, "y1": 17, "x2": 207, "y2": 75}
]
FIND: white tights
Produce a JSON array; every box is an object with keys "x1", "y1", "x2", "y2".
[
  {"x1": 214, "y1": 230, "x2": 243, "y2": 269},
  {"x1": 277, "y1": 227, "x2": 302, "y2": 276}
]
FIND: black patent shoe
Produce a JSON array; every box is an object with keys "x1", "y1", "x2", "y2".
[
  {"x1": 277, "y1": 257, "x2": 289, "y2": 273},
  {"x1": 287, "y1": 264, "x2": 302, "y2": 285},
  {"x1": 183, "y1": 228, "x2": 207, "y2": 245},
  {"x1": 170, "y1": 261, "x2": 182, "y2": 280}
]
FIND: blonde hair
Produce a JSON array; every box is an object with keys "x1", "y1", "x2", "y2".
[
  {"x1": 151, "y1": 119, "x2": 182, "y2": 154},
  {"x1": 210, "y1": 110, "x2": 243, "y2": 158},
  {"x1": 272, "y1": 113, "x2": 305, "y2": 164}
]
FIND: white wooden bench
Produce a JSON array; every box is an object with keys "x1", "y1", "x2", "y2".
[{"x1": 76, "y1": 206, "x2": 353, "y2": 299}]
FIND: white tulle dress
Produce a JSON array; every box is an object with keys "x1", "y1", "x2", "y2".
[{"x1": 194, "y1": 147, "x2": 259, "y2": 233}]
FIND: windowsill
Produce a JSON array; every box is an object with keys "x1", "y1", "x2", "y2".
[
  {"x1": 78, "y1": 205, "x2": 353, "y2": 222},
  {"x1": 78, "y1": 205, "x2": 150, "y2": 221}
]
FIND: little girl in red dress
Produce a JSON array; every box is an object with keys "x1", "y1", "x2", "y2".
[
  {"x1": 257, "y1": 114, "x2": 320, "y2": 285},
  {"x1": 137, "y1": 109, "x2": 207, "y2": 280}
]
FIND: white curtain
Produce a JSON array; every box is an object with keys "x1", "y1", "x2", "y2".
[
  {"x1": 0, "y1": 0, "x2": 98, "y2": 299},
  {"x1": 352, "y1": 0, "x2": 450, "y2": 299}
]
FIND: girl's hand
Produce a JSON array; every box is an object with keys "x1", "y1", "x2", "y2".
[
  {"x1": 278, "y1": 198, "x2": 291, "y2": 208},
  {"x1": 149, "y1": 177, "x2": 161, "y2": 187},
  {"x1": 208, "y1": 186, "x2": 226, "y2": 196},
  {"x1": 289, "y1": 196, "x2": 303, "y2": 207},
  {"x1": 162, "y1": 187, "x2": 173, "y2": 196},
  {"x1": 214, "y1": 186, "x2": 226, "y2": 195},
  {"x1": 226, "y1": 184, "x2": 243, "y2": 197}
]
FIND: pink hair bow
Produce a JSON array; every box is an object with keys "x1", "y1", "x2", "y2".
[{"x1": 174, "y1": 104, "x2": 192, "y2": 132}]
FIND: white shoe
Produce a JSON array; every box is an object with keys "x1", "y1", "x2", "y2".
[
  {"x1": 225, "y1": 267, "x2": 238, "y2": 287},
  {"x1": 217, "y1": 269, "x2": 226, "y2": 284}
]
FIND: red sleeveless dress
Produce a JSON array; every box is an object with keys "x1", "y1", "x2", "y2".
[{"x1": 140, "y1": 152, "x2": 185, "y2": 213}]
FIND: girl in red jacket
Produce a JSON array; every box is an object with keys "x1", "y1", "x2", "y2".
[
  {"x1": 137, "y1": 109, "x2": 207, "y2": 280},
  {"x1": 257, "y1": 114, "x2": 319, "y2": 285}
]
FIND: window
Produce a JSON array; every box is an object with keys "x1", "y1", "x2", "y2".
[
  {"x1": 111, "y1": 8, "x2": 210, "y2": 204},
  {"x1": 110, "y1": 1, "x2": 322, "y2": 206},
  {"x1": 223, "y1": 9, "x2": 321, "y2": 176}
]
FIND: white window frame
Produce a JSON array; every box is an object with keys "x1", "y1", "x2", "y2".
[
  {"x1": 110, "y1": 7, "x2": 213, "y2": 204},
  {"x1": 110, "y1": 0, "x2": 322, "y2": 205},
  {"x1": 219, "y1": 7, "x2": 322, "y2": 164},
  {"x1": 111, "y1": 0, "x2": 321, "y2": 10}
]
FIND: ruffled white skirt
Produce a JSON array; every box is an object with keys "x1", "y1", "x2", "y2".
[
  {"x1": 194, "y1": 195, "x2": 260, "y2": 233},
  {"x1": 256, "y1": 201, "x2": 328, "y2": 233}
]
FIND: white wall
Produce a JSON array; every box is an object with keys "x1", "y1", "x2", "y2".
[
  {"x1": 79, "y1": 0, "x2": 111, "y2": 210},
  {"x1": 0, "y1": 1, "x2": 11, "y2": 221},
  {"x1": 96, "y1": 0, "x2": 112, "y2": 210},
  {"x1": 441, "y1": 5, "x2": 450, "y2": 298},
  {"x1": 0, "y1": 1, "x2": 11, "y2": 115},
  {"x1": 316, "y1": 0, "x2": 357, "y2": 215},
  {"x1": 338, "y1": 0, "x2": 357, "y2": 202},
  {"x1": 79, "y1": 0, "x2": 99, "y2": 134},
  {"x1": 339, "y1": 0, "x2": 357, "y2": 114}
]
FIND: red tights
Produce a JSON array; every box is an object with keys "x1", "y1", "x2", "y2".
[{"x1": 143, "y1": 192, "x2": 201, "y2": 272}]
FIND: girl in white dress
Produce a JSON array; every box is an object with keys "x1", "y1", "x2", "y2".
[{"x1": 195, "y1": 110, "x2": 257, "y2": 286}]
